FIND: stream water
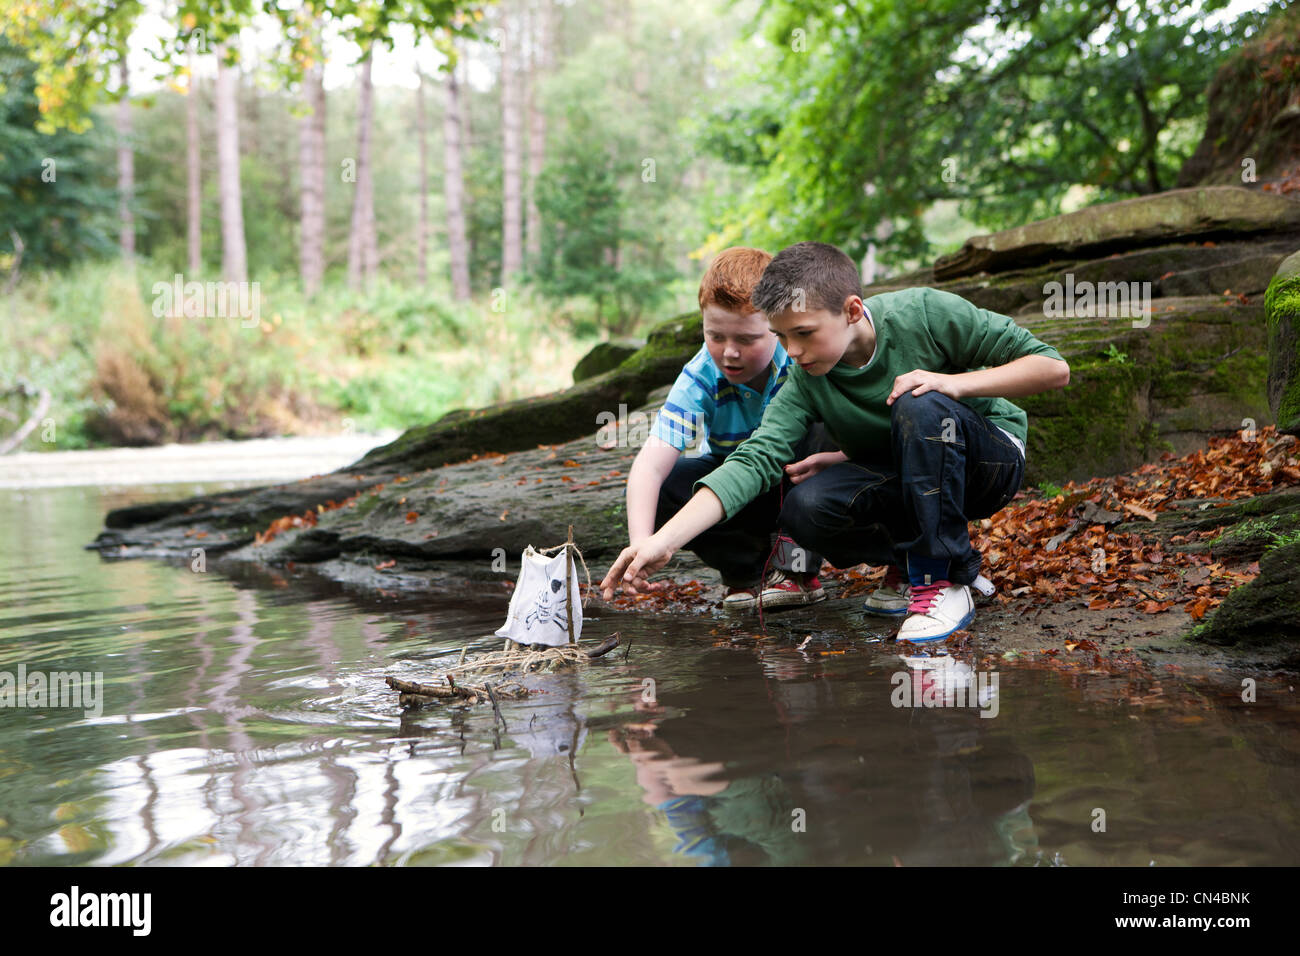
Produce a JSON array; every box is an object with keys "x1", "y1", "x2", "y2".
[{"x1": 1, "y1": 479, "x2": 1298, "y2": 866}]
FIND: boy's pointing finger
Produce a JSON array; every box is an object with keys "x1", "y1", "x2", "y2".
[
  {"x1": 600, "y1": 550, "x2": 633, "y2": 599},
  {"x1": 602, "y1": 545, "x2": 648, "y2": 599}
]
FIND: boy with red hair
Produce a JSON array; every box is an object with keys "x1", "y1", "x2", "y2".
[{"x1": 623, "y1": 247, "x2": 842, "y2": 610}]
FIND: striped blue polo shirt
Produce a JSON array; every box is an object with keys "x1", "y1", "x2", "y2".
[{"x1": 651, "y1": 344, "x2": 793, "y2": 456}]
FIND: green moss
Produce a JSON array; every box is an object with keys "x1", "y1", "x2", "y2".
[
  {"x1": 1210, "y1": 514, "x2": 1282, "y2": 545},
  {"x1": 1265, "y1": 527, "x2": 1300, "y2": 554},
  {"x1": 1196, "y1": 540, "x2": 1300, "y2": 656},
  {"x1": 1022, "y1": 357, "x2": 1147, "y2": 483},
  {"x1": 353, "y1": 493, "x2": 383, "y2": 518},
  {"x1": 613, "y1": 311, "x2": 700, "y2": 376},
  {"x1": 1265, "y1": 274, "x2": 1300, "y2": 431}
]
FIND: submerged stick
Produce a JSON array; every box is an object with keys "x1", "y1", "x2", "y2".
[
  {"x1": 485, "y1": 684, "x2": 507, "y2": 732},
  {"x1": 584, "y1": 633, "x2": 621, "y2": 659},
  {"x1": 386, "y1": 675, "x2": 480, "y2": 700}
]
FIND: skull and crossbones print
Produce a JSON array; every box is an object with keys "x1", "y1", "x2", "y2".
[{"x1": 524, "y1": 577, "x2": 568, "y2": 632}]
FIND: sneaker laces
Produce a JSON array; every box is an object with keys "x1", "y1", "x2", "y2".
[
  {"x1": 764, "y1": 567, "x2": 789, "y2": 587},
  {"x1": 908, "y1": 580, "x2": 951, "y2": 616}
]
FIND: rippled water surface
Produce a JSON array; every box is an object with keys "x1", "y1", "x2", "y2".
[{"x1": 2, "y1": 482, "x2": 1298, "y2": 866}]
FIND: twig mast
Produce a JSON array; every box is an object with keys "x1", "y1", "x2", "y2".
[{"x1": 565, "y1": 524, "x2": 576, "y2": 644}]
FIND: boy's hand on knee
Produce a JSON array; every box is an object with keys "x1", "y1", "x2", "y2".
[
  {"x1": 784, "y1": 450, "x2": 849, "y2": 485},
  {"x1": 887, "y1": 369, "x2": 964, "y2": 405},
  {"x1": 600, "y1": 537, "x2": 674, "y2": 600}
]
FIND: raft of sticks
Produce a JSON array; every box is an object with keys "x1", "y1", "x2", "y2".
[{"x1": 386, "y1": 634, "x2": 621, "y2": 708}]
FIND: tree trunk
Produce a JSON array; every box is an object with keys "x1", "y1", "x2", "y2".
[
  {"x1": 299, "y1": 30, "x2": 326, "y2": 296},
  {"x1": 416, "y1": 69, "x2": 429, "y2": 288},
  {"x1": 186, "y1": 48, "x2": 201, "y2": 275},
  {"x1": 525, "y1": 0, "x2": 549, "y2": 265},
  {"x1": 347, "y1": 49, "x2": 376, "y2": 291},
  {"x1": 444, "y1": 60, "x2": 472, "y2": 301},
  {"x1": 500, "y1": 5, "x2": 523, "y2": 283},
  {"x1": 116, "y1": 59, "x2": 134, "y2": 260},
  {"x1": 215, "y1": 45, "x2": 247, "y2": 283}
]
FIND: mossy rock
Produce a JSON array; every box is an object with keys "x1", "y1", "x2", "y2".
[
  {"x1": 1193, "y1": 539, "x2": 1300, "y2": 666},
  {"x1": 1019, "y1": 357, "x2": 1149, "y2": 484},
  {"x1": 934, "y1": 187, "x2": 1300, "y2": 280},
  {"x1": 1114, "y1": 487, "x2": 1300, "y2": 560},
  {"x1": 1018, "y1": 294, "x2": 1273, "y2": 482},
  {"x1": 1265, "y1": 253, "x2": 1300, "y2": 435},
  {"x1": 572, "y1": 338, "x2": 646, "y2": 383},
  {"x1": 1206, "y1": 510, "x2": 1300, "y2": 560},
  {"x1": 351, "y1": 311, "x2": 699, "y2": 473}
]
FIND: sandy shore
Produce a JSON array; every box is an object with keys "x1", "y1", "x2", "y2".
[{"x1": 0, "y1": 431, "x2": 402, "y2": 488}]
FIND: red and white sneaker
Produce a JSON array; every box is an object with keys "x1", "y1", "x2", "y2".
[
  {"x1": 863, "y1": 564, "x2": 911, "y2": 616},
  {"x1": 722, "y1": 585, "x2": 758, "y2": 611},
  {"x1": 896, "y1": 580, "x2": 974, "y2": 643},
  {"x1": 759, "y1": 569, "x2": 827, "y2": 608}
]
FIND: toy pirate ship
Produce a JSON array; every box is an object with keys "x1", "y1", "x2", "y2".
[{"x1": 385, "y1": 527, "x2": 619, "y2": 708}]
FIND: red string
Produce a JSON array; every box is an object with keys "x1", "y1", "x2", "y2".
[{"x1": 756, "y1": 480, "x2": 787, "y2": 635}]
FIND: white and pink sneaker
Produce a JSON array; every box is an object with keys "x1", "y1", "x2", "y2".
[{"x1": 896, "y1": 579, "x2": 974, "y2": 643}]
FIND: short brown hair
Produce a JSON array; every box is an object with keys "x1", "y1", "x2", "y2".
[
  {"x1": 753, "y1": 241, "x2": 862, "y2": 316},
  {"x1": 698, "y1": 247, "x2": 773, "y2": 314}
]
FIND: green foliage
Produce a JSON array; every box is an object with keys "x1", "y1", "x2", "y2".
[
  {"x1": 0, "y1": 40, "x2": 117, "y2": 270},
  {"x1": 1104, "y1": 344, "x2": 1131, "y2": 364},
  {"x1": 0, "y1": 0, "x2": 488, "y2": 133},
  {"x1": 0, "y1": 0, "x2": 142, "y2": 134},
  {"x1": 526, "y1": 0, "x2": 744, "y2": 333},
  {"x1": 1036, "y1": 481, "x2": 1065, "y2": 499},
  {"x1": 706, "y1": 0, "x2": 1282, "y2": 268},
  {"x1": 3, "y1": 257, "x2": 602, "y2": 448}
]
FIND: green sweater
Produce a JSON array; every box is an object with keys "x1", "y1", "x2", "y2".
[{"x1": 695, "y1": 287, "x2": 1063, "y2": 519}]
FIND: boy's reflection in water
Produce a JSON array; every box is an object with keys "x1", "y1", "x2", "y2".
[{"x1": 609, "y1": 644, "x2": 1039, "y2": 866}]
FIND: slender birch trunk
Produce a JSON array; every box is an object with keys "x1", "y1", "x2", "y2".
[
  {"x1": 215, "y1": 44, "x2": 247, "y2": 282},
  {"x1": 117, "y1": 59, "x2": 134, "y2": 260},
  {"x1": 444, "y1": 60, "x2": 471, "y2": 300},
  {"x1": 525, "y1": 0, "x2": 549, "y2": 265},
  {"x1": 416, "y1": 69, "x2": 429, "y2": 287},
  {"x1": 299, "y1": 29, "x2": 326, "y2": 296},
  {"x1": 347, "y1": 49, "x2": 376, "y2": 290},
  {"x1": 186, "y1": 48, "x2": 201, "y2": 274},
  {"x1": 500, "y1": 6, "x2": 523, "y2": 283}
]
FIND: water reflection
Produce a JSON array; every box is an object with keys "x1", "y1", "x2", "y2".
[{"x1": 0, "y1": 484, "x2": 1297, "y2": 866}]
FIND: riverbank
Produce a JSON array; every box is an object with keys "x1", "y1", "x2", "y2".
[
  {"x1": 0, "y1": 431, "x2": 400, "y2": 488},
  {"x1": 87, "y1": 414, "x2": 1300, "y2": 674}
]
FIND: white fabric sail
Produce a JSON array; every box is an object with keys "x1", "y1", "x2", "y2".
[{"x1": 494, "y1": 546, "x2": 581, "y2": 647}]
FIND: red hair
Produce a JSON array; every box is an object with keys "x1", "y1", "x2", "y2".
[{"x1": 698, "y1": 247, "x2": 773, "y2": 314}]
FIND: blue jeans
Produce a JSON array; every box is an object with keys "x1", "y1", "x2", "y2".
[
  {"x1": 656, "y1": 424, "x2": 836, "y2": 588},
  {"x1": 776, "y1": 392, "x2": 1024, "y2": 586}
]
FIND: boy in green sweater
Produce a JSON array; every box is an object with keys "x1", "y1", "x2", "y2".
[{"x1": 600, "y1": 241, "x2": 1070, "y2": 643}]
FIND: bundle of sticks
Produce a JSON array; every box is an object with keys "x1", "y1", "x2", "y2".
[{"x1": 385, "y1": 634, "x2": 620, "y2": 708}]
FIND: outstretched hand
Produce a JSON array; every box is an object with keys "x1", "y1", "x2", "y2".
[
  {"x1": 784, "y1": 450, "x2": 849, "y2": 485},
  {"x1": 600, "y1": 537, "x2": 675, "y2": 600}
]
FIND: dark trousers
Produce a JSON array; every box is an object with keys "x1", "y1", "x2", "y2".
[
  {"x1": 776, "y1": 392, "x2": 1024, "y2": 586},
  {"x1": 656, "y1": 424, "x2": 838, "y2": 588}
]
